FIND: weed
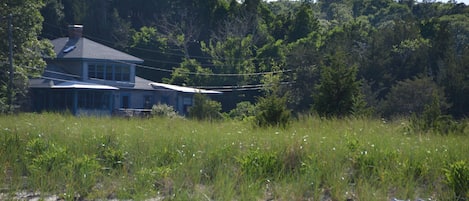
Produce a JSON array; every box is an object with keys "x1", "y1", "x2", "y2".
[
  {"x1": 66, "y1": 155, "x2": 101, "y2": 198},
  {"x1": 444, "y1": 160, "x2": 469, "y2": 201},
  {"x1": 237, "y1": 149, "x2": 281, "y2": 180},
  {"x1": 25, "y1": 138, "x2": 70, "y2": 192},
  {"x1": 96, "y1": 135, "x2": 126, "y2": 171}
]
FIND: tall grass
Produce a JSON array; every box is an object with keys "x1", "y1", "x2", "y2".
[{"x1": 0, "y1": 113, "x2": 468, "y2": 200}]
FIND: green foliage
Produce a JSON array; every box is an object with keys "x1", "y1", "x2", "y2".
[
  {"x1": 313, "y1": 51, "x2": 363, "y2": 117},
  {"x1": 189, "y1": 93, "x2": 223, "y2": 120},
  {"x1": 237, "y1": 149, "x2": 281, "y2": 180},
  {"x1": 0, "y1": 0, "x2": 54, "y2": 112},
  {"x1": 164, "y1": 58, "x2": 213, "y2": 86},
  {"x1": 254, "y1": 95, "x2": 291, "y2": 128},
  {"x1": 444, "y1": 160, "x2": 469, "y2": 201},
  {"x1": 1, "y1": 113, "x2": 469, "y2": 200},
  {"x1": 25, "y1": 137, "x2": 70, "y2": 191},
  {"x1": 66, "y1": 155, "x2": 101, "y2": 198},
  {"x1": 151, "y1": 103, "x2": 179, "y2": 118},
  {"x1": 229, "y1": 101, "x2": 256, "y2": 120},
  {"x1": 288, "y1": 3, "x2": 319, "y2": 42},
  {"x1": 408, "y1": 94, "x2": 467, "y2": 135},
  {"x1": 97, "y1": 135, "x2": 126, "y2": 171},
  {"x1": 382, "y1": 76, "x2": 449, "y2": 117},
  {"x1": 132, "y1": 167, "x2": 172, "y2": 196}
]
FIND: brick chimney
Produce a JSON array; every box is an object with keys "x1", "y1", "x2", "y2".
[{"x1": 68, "y1": 25, "x2": 83, "y2": 39}]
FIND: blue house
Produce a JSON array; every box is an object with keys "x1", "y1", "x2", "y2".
[{"x1": 29, "y1": 25, "x2": 220, "y2": 116}]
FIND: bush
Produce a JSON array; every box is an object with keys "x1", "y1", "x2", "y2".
[
  {"x1": 254, "y1": 95, "x2": 290, "y2": 128},
  {"x1": 151, "y1": 104, "x2": 179, "y2": 118},
  {"x1": 97, "y1": 135, "x2": 126, "y2": 171},
  {"x1": 408, "y1": 94, "x2": 467, "y2": 135},
  {"x1": 189, "y1": 93, "x2": 223, "y2": 120},
  {"x1": 444, "y1": 160, "x2": 469, "y2": 201},
  {"x1": 237, "y1": 150, "x2": 281, "y2": 179},
  {"x1": 66, "y1": 155, "x2": 101, "y2": 198},
  {"x1": 381, "y1": 76, "x2": 448, "y2": 117},
  {"x1": 25, "y1": 138, "x2": 70, "y2": 191},
  {"x1": 229, "y1": 101, "x2": 256, "y2": 120}
]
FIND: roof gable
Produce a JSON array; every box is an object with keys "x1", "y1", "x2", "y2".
[{"x1": 51, "y1": 37, "x2": 143, "y2": 63}]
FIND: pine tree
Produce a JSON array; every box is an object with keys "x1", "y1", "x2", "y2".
[{"x1": 313, "y1": 51, "x2": 362, "y2": 117}]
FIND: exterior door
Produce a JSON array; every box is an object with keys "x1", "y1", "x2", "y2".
[{"x1": 121, "y1": 94, "x2": 130, "y2": 108}]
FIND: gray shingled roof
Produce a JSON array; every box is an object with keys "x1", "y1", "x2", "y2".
[{"x1": 51, "y1": 37, "x2": 143, "y2": 63}]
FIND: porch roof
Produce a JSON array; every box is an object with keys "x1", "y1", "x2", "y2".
[
  {"x1": 30, "y1": 78, "x2": 118, "y2": 90},
  {"x1": 52, "y1": 81, "x2": 118, "y2": 90},
  {"x1": 149, "y1": 82, "x2": 222, "y2": 94}
]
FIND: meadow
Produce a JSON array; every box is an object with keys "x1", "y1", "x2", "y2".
[{"x1": 0, "y1": 113, "x2": 468, "y2": 200}]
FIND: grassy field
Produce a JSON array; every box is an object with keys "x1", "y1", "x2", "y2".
[{"x1": 0, "y1": 113, "x2": 468, "y2": 200}]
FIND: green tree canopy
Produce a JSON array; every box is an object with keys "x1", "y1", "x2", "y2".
[{"x1": 1, "y1": 0, "x2": 54, "y2": 112}]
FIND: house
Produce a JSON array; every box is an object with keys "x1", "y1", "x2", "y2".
[{"x1": 29, "y1": 25, "x2": 221, "y2": 116}]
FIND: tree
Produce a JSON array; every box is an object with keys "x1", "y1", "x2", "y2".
[
  {"x1": 189, "y1": 93, "x2": 223, "y2": 120},
  {"x1": 164, "y1": 58, "x2": 213, "y2": 86},
  {"x1": 313, "y1": 51, "x2": 363, "y2": 117},
  {"x1": 255, "y1": 66, "x2": 291, "y2": 128},
  {"x1": 287, "y1": 3, "x2": 319, "y2": 42},
  {"x1": 0, "y1": 0, "x2": 54, "y2": 112},
  {"x1": 380, "y1": 76, "x2": 449, "y2": 117},
  {"x1": 40, "y1": 0, "x2": 66, "y2": 39},
  {"x1": 130, "y1": 26, "x2": 171, "y2": 82}
]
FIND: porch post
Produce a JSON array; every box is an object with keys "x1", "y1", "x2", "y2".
[
  {"x1": 73, "y1": 90, "x2": 78, "y2": 115},
  {"x1": 109, "y1": 91, "x2": 114, "y2": 115}
]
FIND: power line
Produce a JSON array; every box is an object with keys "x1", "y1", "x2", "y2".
[
  {"x1": 41, "y1": 21, "x2": 287, "y2": 63},
  {"x1": 38, "y1": 68, "x2": 293, "y2": 92},
  {"x1": 116, "y1": 59, "x2": 293, "y2": 77}
]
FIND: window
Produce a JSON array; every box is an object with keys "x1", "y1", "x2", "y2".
[
  {"x1": 121, "y1": 95, "x2": 130, "y2": 108},
  {"x1": 106, "y1": 65, "x2": 113, "y2": 80},
  {"x1": 77, "y1": 91, "x2": 110, "y2": 109},
  {"x1": 143, "y1": 95, "x2": 153, "y2": 109},
  {"x1": 88, "y1": 62, "x2": 131, "y2": 82},
  {"x1": 115, "y1": 65, "x2": 122, "y2": 81},
  {"x1": 88, "y1": 64, "x2": 96, "y2": 78},
  {"x1": 96, "y1": 64, "x2": 105, "y2": 79},
  {"x1": 122, "y1": 66, "x2": 130, "y2": 81}
]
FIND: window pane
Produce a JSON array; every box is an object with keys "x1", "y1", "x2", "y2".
[
  {"x1": 106, "y1": 65, "x2": 113, "y2": 80},
  {"x1": 96, "y1": 64, "x2": 105, "y2": 79},
  {"x1": 88, "y1": 64, "x2": 96, "y2": 78},
  {"x1": 122, "y1": 66, "x2": 130, "y2": 81},
  {"x1": 115, "y1": 65, "x2": 122, "y2": 81}
]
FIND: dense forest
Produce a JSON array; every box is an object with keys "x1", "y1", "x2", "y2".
[{"x1": 1, "y1": 0, "x2": 468, "y2": 119}]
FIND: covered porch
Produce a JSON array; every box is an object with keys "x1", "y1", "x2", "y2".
[{"x1": 30, "y1": 80, "x2": 117, "y2": 116}]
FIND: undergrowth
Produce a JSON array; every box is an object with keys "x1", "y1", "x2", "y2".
[{"x1": 0, "y1": 113, "x2": 467, "y2": 200}]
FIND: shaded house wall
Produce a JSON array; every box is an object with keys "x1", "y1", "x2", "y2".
[
  {"x1": 31, "y1": 88, "x2": 115, "y2": 115},
  {"x1": 115, "y1": 89, "x2": 195, "y2": 115}
]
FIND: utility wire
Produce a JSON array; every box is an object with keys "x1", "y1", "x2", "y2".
[
  {"x1": 41, "y1": 21, "x2": 286, "y2": 63},
  {"x1": 116, "y1": 59, "x2": 293, "y2": 76}
]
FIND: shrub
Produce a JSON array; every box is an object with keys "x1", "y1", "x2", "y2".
[
  {"x1": 381, "y1": 76, "x2": 448, "y2": 117},
  {"x1": 254, "y1": 95, "x2": 291, "y2": 128},
  {"x1": 189, "y1": 93, "x2": 223, "y2": 120},
  {"x1": 237, "y1": 150, "x2": 281, "y2": 179},
  {"x1": 66, "y1": 155, "x2": 101, "y2": 199},
  {"x1": 151, "y1": 104, "x2": 179, "y2": 118},
  {"x1": 408, "y1": 94, "x2": 466, "y2": 135},
  {"x1": 97, "y1": 135, "x2": 126, "y2": 171},
  {"x1": 229, "y1": 101, "x2": 256, "y2": 120},
  {"x1": 444, "y1": 160, "x2": 469, "y2": 201},
  {"x1": 25, "y1": 138, "x2": 70, "y2": 191}
]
